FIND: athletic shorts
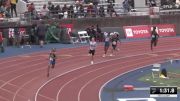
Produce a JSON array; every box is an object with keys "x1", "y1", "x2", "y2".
[
  {"x1": 89, "y1": 50, "x2": 95, "y2": 56},
  {"x1": 49, "y1": 60, "x2": 56, "y2": 65},
  {"x1": 112, "y1": 44, "x2": 117, "y2": 50},
  {"x1": 105, "y1": 41, "x2": 110, "y2": 47}
]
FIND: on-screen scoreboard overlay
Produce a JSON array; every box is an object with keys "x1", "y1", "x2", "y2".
[{"x1": 150, "y1": 86, "x2": 177, "y2": 97}]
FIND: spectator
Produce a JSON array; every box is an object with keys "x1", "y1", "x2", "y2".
[
  {"x1": 62, "y1": 4, "x2": 68, "y2": 18},
  {"x1": 0, "y1": 5, "x2": 5, "y2": 18},
  {"x1": 79, "y1": 4, "x2": 85, "y2": 18},
  {"x1": 74, "y1": 3, "x2": 79, "y2": 18},
  {"x1": 0, "y1": 32, "x2": 4, "y2": 53},
  {"x1": 107, "y1": 3, "x2": 116, "y2": 17},
  {"x1": 47, "y1": 1, "x2": 53, "y2": 10},
  {"x1": 37, "y1": 21, "x2": 47, "y2": 48},
  {"x1": 54, "y1": 5, "x2": 63, "y2": 19},
  {"x1": 87, "y1": 3, "x2": 95, "y2": 17},
  {"x1": 40, "y1": 4, "x2": 49, "y2": 19},
  {"x1": 6, "y1": 0, "x2": 11, "y2": 17},
  {"x1": 128, "y1": 0, "x2": 134, "y2": 9},
  {"x1": 68, "y1": 5, "x2": 74, "y2": 18},
  {"x1": 149, "y1": 0, "x2": 157, "y2": 7},
  {"x1": 10, "y1": 0, "x2": 18, "y2": 17},
  {"x1": 55, "y1": 5, "x2": 61, "y2": 14},
  {"x1": 123, "y1": 0, "x2": 130, "y2": 13},
  {"x1": 99, "y1": 6, "x2": 105, "y2": 17},
  {"x1": 28, "y1": 3, "x2": 35, "y2": 14},
  {"x1": 28, "y1": 3, "x2": 39, "y2": 19}
]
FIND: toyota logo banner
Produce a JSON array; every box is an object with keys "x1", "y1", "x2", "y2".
[{"x1": 123, "y1": 24, "x2": 176, "y2": 38}]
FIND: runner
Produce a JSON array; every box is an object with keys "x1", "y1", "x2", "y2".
[
  {"x1": 151, "y1": 26, "x2": 159, "y2": 51},
  {"x1": 89, "y1": 37, "x2": 97, "y2": 64},
  {"x1": 103, "y1": 32, "x2": 110, "y2": 57},
  {"x1": 47, "y1": 48, "x2": 57, "y2": 77},
  {"x1": 110, "y1": 32, "x2": 119, "y2": 56}
]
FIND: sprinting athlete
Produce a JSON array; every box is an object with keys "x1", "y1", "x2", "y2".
[
  {"x1": 151, "y1": 26, "x2": 159, "y2": 51},
  {"x1": 47, "y1": 48, "x2": 57, "y2": 77},
  {"x1": 89, "y1": 37, "x2": 97, "y2": 64},
  {"x1": 110, "y1": 33, "x2": 119, "y2": 56},
  {"x1": 103, "y1": 32, "x2": 110, "y2": 57}
]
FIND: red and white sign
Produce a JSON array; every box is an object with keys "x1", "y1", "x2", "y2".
[
  {"x1": 152, "y1": 24, "x2": 176, "y2": 37},
  {"x1": 124, "y1": 25, "x2": 151, "y2": 38},
  {"x1": 59, "y1": 24, "x2": 73, "y2": 39},
  {"x1": 124, "y1": 24, "x2": 176, "y2": 38}
]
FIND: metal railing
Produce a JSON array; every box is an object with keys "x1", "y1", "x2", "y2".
[{"x1": 18, "y1": 6, "x2": 180, "y2": 21}]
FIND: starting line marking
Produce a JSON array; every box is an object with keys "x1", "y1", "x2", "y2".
[{"x1": 117, "y1": 98, "x2": 156, "y2": 101}]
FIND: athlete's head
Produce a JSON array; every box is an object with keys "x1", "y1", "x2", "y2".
[
  {"x1": 153, "y1": 26, "x2": 156, "y2": 30},
  {"x1": 91, "y1": 37, "x2": 95, "y2": 42},
  {"x1": 51, "y1": 48, "x2": 56, "y2": 52}
]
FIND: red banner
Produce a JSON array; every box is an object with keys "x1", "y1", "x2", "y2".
[
  {"x1": 124, "y1": 24, "x2": 176, "y2": 38},
  {"x1": 153, "y1": 24, "x2": 176, "y2": 37},
  {"x1": 60, "y1": 24, "x2": 73, "y2": 34},
  {"x1": 124, "y1": 25, "x2": 151, "y2": 38}
]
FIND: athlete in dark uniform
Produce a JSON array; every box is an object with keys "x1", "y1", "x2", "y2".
[
  {"x1": 151, "y1": 26, "x2": 159, "y2": 51},
  {"x1": 47, "y1": 48, "x2": 57, "y2": 77},
  {"x1": 110, "y1": 33, "x2": 119, "y2": 56}
]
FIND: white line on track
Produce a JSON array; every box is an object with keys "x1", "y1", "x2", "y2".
[
  {"x1": 35, "y1": 47, "x2": 180, "y2": 101},
  {"x1": 56, "y1": 55, "x2": 155, "y2": 101},
  {"x1": 13, "y1": 77, "x2": 38, "y2": 101},
  {"x1": 98, "y1": 60, "x2": 173, "y2": 101},
  {"x1": 77, "y1": 57, "x2": 163, "y2": 101}
]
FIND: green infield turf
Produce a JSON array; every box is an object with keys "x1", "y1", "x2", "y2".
[{"x1": 138, "y1": 69, "x2": 180, "y2": 90}]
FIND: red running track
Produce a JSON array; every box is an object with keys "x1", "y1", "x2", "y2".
[{"x1": 0, "y1": 37, "x2": 180, "y2": 101}]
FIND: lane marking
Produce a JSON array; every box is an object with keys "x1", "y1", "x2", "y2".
[
  {"x1": 35, "y1": 48, "x2": 180, "y2": 101},
  {"x1": 78, "y1": 58, "x2": 162, "y2": 101},
  {"x1": 13, "y1": 77, "x2": 38, "y2": 101},
  {"x1": 98, "y1": 60, "x2": 176, "y2": 101},
  {"x1": 117, "y1": 98, "x2": 156, "y2": 101},
  {"x1": 56, "y1": 55, "x2": 153, "y2": 101}
]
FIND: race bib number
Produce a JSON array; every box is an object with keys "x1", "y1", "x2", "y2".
[
  {"x1": 152, "y1": 35, "x2": 155, "y2": 38},
  {"x1": 50, "y1": 57, "x2": 53, "y2": 61},
  {"x1": 112, "y1": 41, "x2": 117, "y2": 45}
]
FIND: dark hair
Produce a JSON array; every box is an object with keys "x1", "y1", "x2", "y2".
[{"x1": 153, "y1": 26, "x2": 156, "y2": 30}]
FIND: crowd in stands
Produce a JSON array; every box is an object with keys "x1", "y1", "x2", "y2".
[{"x1": 25, "y1": 1, "x2": 121, "y2": 20}]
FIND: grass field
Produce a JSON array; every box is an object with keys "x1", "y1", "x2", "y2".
[{"x1": 138, "y1": 69, "x2": 180, "y2": 90}]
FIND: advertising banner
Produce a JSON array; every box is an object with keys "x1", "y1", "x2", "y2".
[{"x1": 124, "y1": 24, "x2": 176, "y2": 38}]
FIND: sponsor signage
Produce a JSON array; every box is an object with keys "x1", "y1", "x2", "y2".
[
  {"x1": 123, "y1": 24, "x2": 176, "y2": 38},
  {"x1": 59, "y1": 24, "x2": 73, "y2": 38}
]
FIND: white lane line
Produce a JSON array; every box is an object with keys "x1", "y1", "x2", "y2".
[
  {"x1": 78, "y1": 58, "x2": 161, "y2": 101},
  {"x1": 35, "y1": 48, "x2": 180, "y2": 101},
  {"x1": 0, "y1": 44, "x2": 88, "y2": 62},
  {"x1": 98, "y1": 60, "x2": 173, "y2": 101},
  {"x1": 0, "y1": 58, "x2": 44, "y2": 71},
  {"x1": 1, "y1": 53, "x2": 91, "y2": 101},
  {"x1": 56, "y1": 55, "x2": 154, "y2": 101},
  {"x1": 0, "y1": 61, "x2": 46, "y2": 77},
  {"x1": 0, "y1": 87, "x2": 26, "y2": 99},
  {"x1": 13, "y1": 77, "x2": 38, "y2": 101}
]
